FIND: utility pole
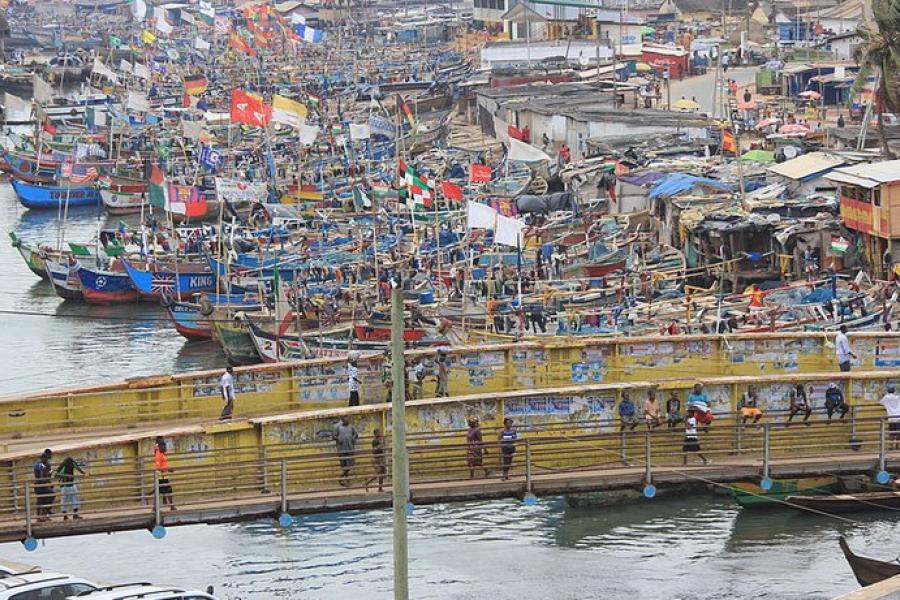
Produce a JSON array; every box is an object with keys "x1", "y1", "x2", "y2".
[{"x1": 390, "y1": 275, "x2": 409, "y2": 600}]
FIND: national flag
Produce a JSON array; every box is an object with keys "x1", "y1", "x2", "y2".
[
  {"x1": 154, "y1": 6, "x2": 173, "y2": 35},
  {"x1": 293, "y1": 23, "x2": 324, "y2": 43},
  {"x1": 306, "y1": 92, "x2": 320, "y2": 106},
  {"x1": 42, "y1": 119, "x2": 57, "y2": 135},
  {"x1": 194, "y1": 37, "x2": 211, "y2": 51},
  {"x1": 722, "y1": 129, "x2": 736, "y2": 153},
  {"x1": 441, "y1": 180, "x2": 464, "y2": 201},
  {"x1": 230, "y1": 89, "x2": 271, "y2": 128},
  {"x1": 150, "y1": 273, "x2": 176, "y2": 295},
  {"x1": 69, "y1": 164, "x2": 99, "y2": 184},
  {"x1": 398, "y1": 95, "x2": 415, "y2": 131},
  {"x1": 141, "y1": 29, "x2": 157, "y2": 45},
  {"x1": 399, "y1": 160, "x2": 433, "y2": 209},
  {"x1": 199, "y1": 146, "x2": 222, "y2": 171},
  {"x1": 470, "y1": 163, "x2": 492, "y2": 183},
  {"x1": 229, "y1": 30, "x2": 256, "y2": 57},
  {"x1": 831, "y1": 236, "x2": 849, "y2": 253},
  {"x1": 148, "y1": 164, "x2": 168, "y2": 210},
  {"x1": 183, "y1": 74, "x2": 208, "y2": 96},
  {"x1": 272, "y1": 94, "x2": 308, "y2": 129},
  {"x1": 167, "y1": 184, "x2": 207, "y2": 217}
]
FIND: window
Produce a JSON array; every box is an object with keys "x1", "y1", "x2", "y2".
[
  {"x1": 873, "y1": 188, "x2": 881, "y2": 207},
  {"x1": 10, "y1": 583, "x2": 96, "y2": 600}
]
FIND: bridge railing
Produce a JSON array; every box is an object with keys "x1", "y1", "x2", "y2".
[{"x1": 0, "y1": 413, "x2": 894, "y2": 536}]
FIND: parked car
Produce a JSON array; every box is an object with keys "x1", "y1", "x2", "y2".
[
  {"x1": 67, "y1": 583, "x2": 217, "y2": 600},
  {"x1": 0, "y1": 571, "x2": 96, "y2": 600}
]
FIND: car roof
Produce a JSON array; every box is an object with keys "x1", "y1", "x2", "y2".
[
  {"x1": 0, "y1": 571, "x2": 92, "y2": 590},
  {"x1": 67, "y1": 583, "x2": 213, "y2": 600}
]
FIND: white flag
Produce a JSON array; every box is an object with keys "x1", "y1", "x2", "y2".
[
  {"x1": 3, "y1": 93, "x2": 30, "y2": 116},
  {"x1": 133, "y1": 62, "x2": 151, "y2": 81},
  {"x1": 127, "y1": 91, "x2": 150, "y2": 113},
  {"x1": 291, "y1": 13, "x2": 307, "y2": 25},
  {"x1": 92, "y1": 58, "x2": 118, "y2": 84},
  {"x1": 349, "y1": 123, "x2": 371, "y2": 140},
  {"x1": 495, "y1": 214, "x2": 526, "y2": 247},
  {"x1": 298, "y1": 123, "x2": 319, "y2": 146},
  {"x1": 508, "y1": 138, "x2": 553, "y2": 163},
  {"x1": 32, "y1": 74, "x2": 53, "y2": 104},
  {"x1": 155, "y1": 7, "x2": 173, "y2": 35},
  {"x1": 194, "y1": 37, "x2": 210, "y2": 51},
  {"x1": 466, "y1": 201, "x2": 497, "y2": 230},
  {"x1": 182, "y1": 120, "x2": 203, "y2": 140},
  {"x1": 132, "y1": 0, "x2": 147, "y2": 21},
  {"x1": 118, "y1": 59, "x2": 132, "y2": 74}
]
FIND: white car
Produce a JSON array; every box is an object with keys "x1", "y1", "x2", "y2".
[
  {"x1": 0, "y1": 571, "x2": 97, "y2": 600},
  {"x1": 66, "y1": 583, "x2": 217, "y2": 600}
]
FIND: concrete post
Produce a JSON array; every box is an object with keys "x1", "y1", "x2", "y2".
[
  {"x1": 390, "y1": 280, "x2": 409, "y2": 600},
  {"x1": 878, "y1": 418, "x2": 887, "y2": 474},
  {"x1": 153, "y1": 471, "x2": 161, "y2": 529},
  {"x1": 280, "y1": 459, "x2": 288, "y2": 515},
  {"x1": 24, "y1": 486, "x2": 32, "y2": 539},
  {"x1": 644, "y1": 430, "x2": 652, "y2": 487},
  {"x1": 762, "y1": 423, "x2": 771, "y2": 481},
  {"x1": 525, "y1": 439, "x2": 533, "y2": 492}
]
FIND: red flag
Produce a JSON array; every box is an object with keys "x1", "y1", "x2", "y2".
[
  {"x1": 507, "y1": 125, "x2": 526, "y2": 141},
  {"x1": 722, "y1": 129, "x2": 736, "y2": 153},
  {"x1": 229, "y1": 30, "x2": 257, "y2": 57},
  {"x1": 42, "y1": 119, "x2": 57, "y2": 135},
  {"x1": 470, "y1": 163, "x2": 491, "y2": 184},
  {"x1": 230, "y1": 89, "x2": 272, "y2": 128},
  {"x1": 441, "y1": 180, "x2": 464, "y2": 201},
  {"x1": 148, "y1": 164, "x2": 165, "y2": 186}
]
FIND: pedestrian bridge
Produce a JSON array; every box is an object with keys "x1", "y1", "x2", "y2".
[{"x1": 0, "y1": 366, "x2": 898, "y2": 547}]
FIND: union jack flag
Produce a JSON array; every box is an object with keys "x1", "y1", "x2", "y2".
[{"x1": 150, "y1": 273, "x2": 176, "y2": 294}]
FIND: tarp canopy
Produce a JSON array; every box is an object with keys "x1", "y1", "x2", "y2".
[
  {"x1": 516, "y1": 191, "x2": 577, "y2": 214},
  {"x1": 648, "y1": 173, "x2": 732, "y2": 200}
]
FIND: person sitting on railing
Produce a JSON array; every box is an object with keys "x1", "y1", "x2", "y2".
[
  {"x1": 666, "y1": 391, "x2": 683, "y2": 429},
  {"x1": 787, "y1": 384, "x2": 812, "y2": 426},
  {"x1": 687, "y1": 383, "x2": 713, "y2": 432},
  {"x1": 740, "y1": 387, "x2": 764, "y2": 425},
  {"x1": 643, "y1": 391, "x2": 662, "y2": 430},
  {"x1": 618, "y1": 393, "x2": 639, "y2": 432},
  {"x1": 824, "y1": 383, "x2": 850, "y2": 422},
  {"x1": 880, "y1": 385, "x2": 900, "y2": 451}
]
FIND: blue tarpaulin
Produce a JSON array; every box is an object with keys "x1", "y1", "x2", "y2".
[{"x1": 649, "y1": 173, "x2": 733, "y2": 199}]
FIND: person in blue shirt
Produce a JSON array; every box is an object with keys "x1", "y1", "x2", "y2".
[
  {"x1": 498, "y1": 418, "x2": 518, "y2": 480},
  {"x1": 618, "y1": 392, "x2": 639, "y2": 431},
  {"x1": 687, "y1": 383, "x2": 713, "y2": 431}
]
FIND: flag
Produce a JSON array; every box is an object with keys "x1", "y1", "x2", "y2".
[
  {"x1": 214, "y1": 16, "x2": 231, "y2": 34},
  {"x1": 470, "y1": 163, "x2": 492, "y2": 183},
  {"x1": 215, "y1": 177, "x2": 267, "y2": 204},
  {"x1": 42, "y1": 119, "x2": 57, "y2": 135},
  {"x1": 109, "y1": 35, "x2": 122, "y2": 48},
  {"x1": 398, "y1": 95, "x2": 415, "y2": 131},
  {"x1": 230, "y1": 89, "x2": 271, "y2": 127},
  {"x1": 32, "y1": 74, "x2": 53, "y2": 104},
  {"x1": 182, "y1": 120, "x2": 203, "y2": 140},
  {"x1": 133, "y1": 62, "x2": 151, "y2": 80},
  {"x1": 69, "y1": 164, "x2": 99, "y2": 184},
  {"x1": 199, "y1": 146, "x2": 223, "y2": 171},
  {"x1": 118, "y1": 59, "x2": 132, "y2": 74},
  {"x1": 508, "y1": 138, "x2": 553, "y2": 163},
  {"x1": 293, "y1": 23, "x2": 324, "y2": 43},
  {"x1": 298, "y1": 123, "x2": 319, "y2": 146},
  {"x1": 353, "y1": 186, "x2": 371, "y2": 209},
  {"x1": 272, "y1": 94, "x2": 308, "y2": 128},
  {"x1": 3, "y1": 93, "x2": 30, "y2": 116},
  {"x1": 306, "y1": 92, "x2": 320, "y2": 106},
  {"x1": 369, "y1": 113, "x2": 394, "y2": 139},
  {"x1": 291, "y1": 13, "x2": 307, "y2": 25},
  {"x1": 131, "y1": 0, "x2": 150, "y2": 21},
  {"x1": 167, "y1": 184, "x2": 207, "y2": 217},
  {"x1": 399, "y1": 160, "x2": 433, "y2": 210},
  {"x1": 441, "y1": 180, "x2": 464, "y2": 201},
  {"x1": 349, "y1": 123, "x2": 370, "y2": 140},
  {"x1": 148, "y1": 164, "x2": 168, "y2": 209},
  {"x1": 142, "y1": 29, "x2": 157, "y2": 45},
  {"x1": 229, "y1": 30, "x2": 256, "y2": 57},
  {"x1": 127, "y1": 91, "x2": 150, "y2": 113},
  {"x1": 184, "y1": 75, "x2": 208, "y2": 96},
  {"x1": 154, "y1": 7, "x2": 173, "y2": 35},
  {"x1": 831, "y1": 236, "x2": 849, "y2": 253},
  {"x1": 722, "y1": 129, "x2": 736, "y2": 153},
  {"x1": 92, "y1": 58, "x2": 118, "y2": 84},
  {"x1": 194, "y1": 37, "x2": 211, "y2": 51},
  {"x1": 198, "y1": 1, "x2": 215, "y2": 24}
]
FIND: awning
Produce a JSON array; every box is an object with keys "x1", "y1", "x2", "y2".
[{"x1": 824, "y1": 171, "x2": 879, "y2": 188}]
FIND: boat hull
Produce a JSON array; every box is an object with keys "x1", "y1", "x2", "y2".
[
  {"x1": 121, "y1": 259, "x2": 217, "y2": 299},
  {"x1": 730, "y1": 476, "x2": 839, "y2": 508},
  {"x1": 12, "y1": 179, "x2": 101, "y2": 209},
  {"x1": 101, "y1": 189, "x2": 147, "y2": 215},
  {"x1": 839, "y1": 536, "x2": 900, "y2": 588},
  {"x1": 76, "y1": 266, "x2": 138, "y2": 305},
  {"x1": 43, "y1": 257, "x2": 83, "y2": 301}
]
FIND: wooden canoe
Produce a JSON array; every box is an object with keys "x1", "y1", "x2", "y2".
[{"x1": 839, "y1": 536, "x2": 900, "y2": 588}]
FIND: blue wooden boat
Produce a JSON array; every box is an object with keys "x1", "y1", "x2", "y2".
[
  {"x1": 76, "y1": 262, "x2": 138, "y2": 305},
  {"x1": 11, "y1": 179, "x2": 101, "y2": 210},
  {"x1": 121, "y1": 259, "x2": 217, "y2": 299},
  {"x1": 0, "y1": 149, "x2": 57, "y2": 183},
  {"x1": 164, "y1": 293, "x2": 261, "y2": 341}
]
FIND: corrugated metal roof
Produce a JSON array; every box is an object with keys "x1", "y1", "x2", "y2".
[
  {"x1": 767, "y1": 151, "x2": 846, "y2": 181},
  {"x1": 825, "y1": 159, "x2": 900, "y2": 187}
]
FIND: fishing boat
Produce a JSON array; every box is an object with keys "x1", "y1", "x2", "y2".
[
  {"x1": 11, "y1": 178, "x2": 101, "y2": 209},
  {"x1": 211, "y1": 318, "x2": 260, "y2": 365},
  {"x1": 9, "y1": 232, "x2": 52, "y2": 279},
  {"x1": 839, "y1": 536, "x2": 900, "y2": 587},
  {"x1": 76, "y1": 261, "x2": 138, "y2": 305},
  {"x1": 0, "y1": 149, "x2": 57, "y2": 183},
  {"x1": 99, "y1": 176, "x2": 148, "y2": 215},
  {"x1": 786, "y1": 490, "x2": 900, "y2": 513},
  {"x1": 121, "y1": 259, "x2": 218, "y2": 300},
  {"x1": 42, "y1": 255, "x2": 84, "y2": 300},
  {"x1": 730, "y1": 476, "x2": 840, "y2": 508},
  {"x1": 164, "y1": 294, "x2": 262, "y2": 341}
]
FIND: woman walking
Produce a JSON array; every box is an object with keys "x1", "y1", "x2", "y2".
[
  {"x1": 154, "y1": 438, "x2": 176, "y2": 511},
  {"x1": 466, "y1": 418, "x2": 490, "y2": 479}
]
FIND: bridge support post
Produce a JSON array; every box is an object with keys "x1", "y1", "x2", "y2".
[
  {"x1": 525, "y1": 440, "x2": 533, "y2": 493},
  {"x1": 390, "y1": 278, "x2": 409, "y2": 600},
  {"x1": 762, "y1": 423, "x2": 770, "y2": 482},
  {"x1": 644, "y1": 430, "x2": 652, "y2": 486},
  {"x1": 280, "y1": 459, "x2": 288, "y2": 515},
  {"x1": 153, "y1": 471, "x2": 161, "y2": 530},
  {"x1": 24, "y1": 486, "x2": 32, "y2": 540},
  {"x1": 878, "y1": 418, "x2": 887, "y2": 474},
  {"x1": 619, "y1": 432, "x2": 627, "y2": 465}
]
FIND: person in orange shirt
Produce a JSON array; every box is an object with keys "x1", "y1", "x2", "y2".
[{"x1": 154, "y1": 438, "x2": 176, "y2": 511}]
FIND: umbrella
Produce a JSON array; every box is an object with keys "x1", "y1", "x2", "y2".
[
  {"x1": 740, "y1": 149, "x2": 775, "y2": 163},
  {"x1": 798, "y1": 90, "x2": 822, "y2": 100},
  {"x1": 635, "y1": 62, "x2": 653, "y2": 72},
  {"x1": 736, "y1": 100, "x2": 759, "y2": 110},
  {"x1": 672, "y1": 98, "x2": 701, "y2": 110},
  {"x1": 779, "y1": 123, "x2": 810, "y2": 134},
  {"x1": 756, "y1": 118, "x2": 779, "y2": 129}
]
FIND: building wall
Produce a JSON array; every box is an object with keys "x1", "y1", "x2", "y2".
[{"x1": 597, "y1": 22, "x2": 644, "y2": 49}]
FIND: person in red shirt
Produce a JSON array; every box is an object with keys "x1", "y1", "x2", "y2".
[{"x1": 559, "y1": 145, "x2": 571, "y2": 165}]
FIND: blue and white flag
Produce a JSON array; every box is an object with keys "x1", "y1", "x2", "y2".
[
  {"x1": 293, "y1": 23, "x2": 324, "y2": 43},
  {"x1": 199, "y1": 146, "x2": 223, "y2": 172},
  {"x1": 369, "y1": 114, "x2": 394, "y2": 139}
]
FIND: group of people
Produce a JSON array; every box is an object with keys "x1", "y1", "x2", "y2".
[{"x1": 32, "y1": 449, "x2": 88, "y2": 522}]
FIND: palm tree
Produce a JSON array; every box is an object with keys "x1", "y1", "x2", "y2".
[{"x1": 854, "y1": 0, "x2": 900, "y2": 158}]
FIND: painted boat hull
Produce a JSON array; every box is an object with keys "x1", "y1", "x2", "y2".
[
  {"x1": 353, "y1": 323, "x2": 426, "y2": 342},
  {"x1": 101, "y1": 189, "x2": 147, "y2": 215},
  {"x1": 786, "y1": 491, "x2": 900, "y2": 513},
  {"x1": 12, "y1": 179, "x2": 101, "y2": 209},
  {"x1": 211, "y1": 320, "x2": 260, "y2": 365},
  {"x1": 76, "y1": 266, "x2": 138, "y2": 305},
  {"x1": 165, "y1": 300, "x2": 212, "y2": 341},
  {"x1": 9, "y1": 233, "x2": 49, "y2": 279},
  {"x1": 43, "y1": 257, "x2": 83, "y2": 301},
  {"x1": 730, "y1": 476, "x2": 839, "y2": 508},
  {"x1": 582, "y1": 259, "x2": 627, "y2": 278},
  {"x1": 121, "y1": 259, "x2": 217, "y2": 299}
]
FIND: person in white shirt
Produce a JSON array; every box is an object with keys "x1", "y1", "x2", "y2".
[
  {"x1": 880, "y1": 384, "x2": 900, "y2": 450},
  {"x1": 835, "y1": 325, "x2": 856, "y2": 372},
  {"x1": 220, "y1": 366, "x2": 235, "y2": 420},
  {"x1": 347, "y1": 352, "x2": 361, "y2": 407}
]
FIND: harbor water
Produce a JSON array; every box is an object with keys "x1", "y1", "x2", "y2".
[{"x1": 0, "y1": 190, "x2": 898, "y2": 598}]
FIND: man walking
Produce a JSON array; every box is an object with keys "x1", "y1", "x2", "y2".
[
  {"x1": 56, "y1": 456, "x2": 86, "y2": 520},
  {"x1": 332, "y1": 418, "x2": 359, "y2": 486},
  {"x1": 347, "y1": 352, "x2": 361, "y2": 407},
  {"x1": 836, "y1": 325, "x2": 856, "y2": 372},
  {"x1": 220, "y1": 365, "x2": 236, "y2": 420},
  {"x1": 435, "y1": 349, "x2": 450, "y2": 398}
]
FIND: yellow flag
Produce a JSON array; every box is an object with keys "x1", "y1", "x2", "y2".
[
  {"x1": 272, "y1": 94, "x2": 308, "y2": 129},
  {"x1": 142, "y1": 29, "x2": 157, "y2": 45}
]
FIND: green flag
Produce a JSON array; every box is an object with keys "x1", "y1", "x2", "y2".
[{"x1": 110, "y1": 35, "x2": 122, "y2": 48}]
